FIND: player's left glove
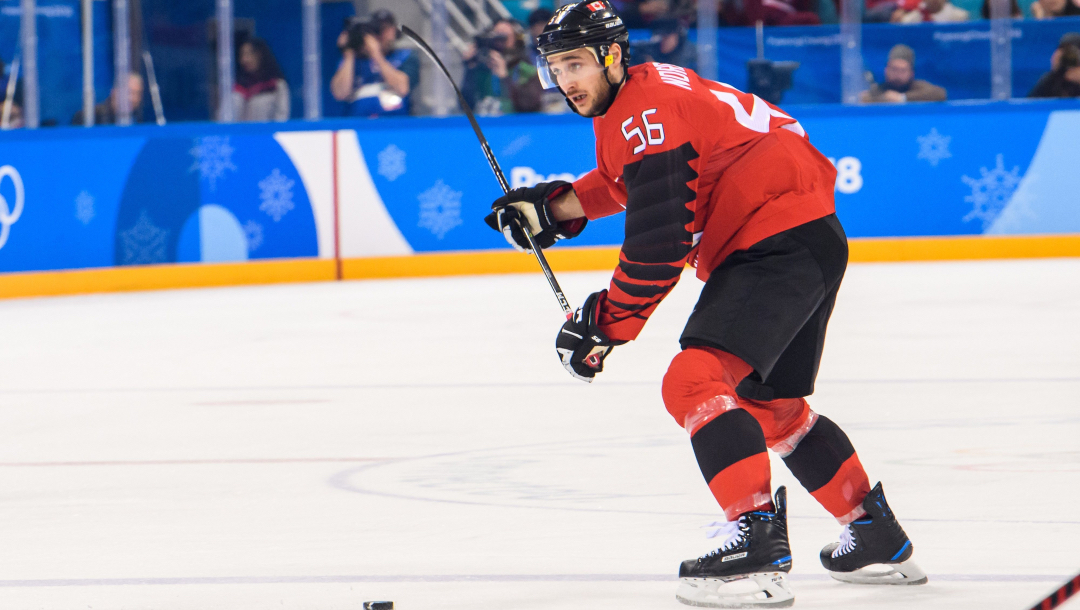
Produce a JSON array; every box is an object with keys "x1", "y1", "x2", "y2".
[
  {"x1": 484, "y1": 181, "x2": 586, "y2": 252},
  {"x1": 556, "y1": 290, "x2": 626, "y2": 383}
]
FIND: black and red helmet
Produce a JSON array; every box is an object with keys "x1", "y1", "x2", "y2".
[{"x1": 536, "y1": 1, "x2": 629, "y2": 67}]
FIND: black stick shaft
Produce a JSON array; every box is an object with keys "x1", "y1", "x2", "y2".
[{"x1": 400, "y1": 26, "x2": 573, "y2": 317}]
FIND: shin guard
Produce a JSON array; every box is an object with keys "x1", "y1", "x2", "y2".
[
  {"x1": 691, "y1": 408, "x2": 773, "y2": 521},
  {"x1": 781, "y1": 415, "x2": 871, "y2": 524},
  {"x1": 663, "y1": 347, "x2": 770, "y2": 520}
]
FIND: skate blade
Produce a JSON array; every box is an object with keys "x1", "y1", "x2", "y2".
[
  {"x1": 676, "y1": 572, "x2": 794, "y2": 608},
  {"x1": 828, "y1": 558, "x2": 928, "y2": 585}
]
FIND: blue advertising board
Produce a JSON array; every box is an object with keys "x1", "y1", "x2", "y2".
[{"x1": 0, "y1": 98, "x2": 1076, "y2": 277}]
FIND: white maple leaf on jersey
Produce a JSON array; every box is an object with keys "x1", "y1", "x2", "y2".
[
  {"x1": 917, "y1": 128, "x2": 952, "y2": 167},
  {"x1": 962, "y1": 154, "x2": 1022, "y2": 231},
  {"x1": 258, "y1": 169, "x2": 296, "y2": 222},
  {"x1": 377, "y1": 144, "x2": 407, "y2": 182},
  {"x1": 189, "y1": 136, "x2": 237, "y2": 191},
  {"x1": 418, "y1": 180, "x2": 463, "y2": 240}
]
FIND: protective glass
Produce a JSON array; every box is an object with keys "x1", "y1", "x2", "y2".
[{"x1": 536, "y1": 50, "x2": 610, "y2": 90}]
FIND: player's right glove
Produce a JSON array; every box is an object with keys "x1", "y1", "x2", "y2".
[
  {"x1": 555, "y1": 290, "x2": 626, "y2": 383},
  {"x1": 484, "y1": 181, "x2": 586, "y2": 252}
]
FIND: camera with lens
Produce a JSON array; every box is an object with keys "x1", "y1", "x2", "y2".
[
  {"x1": 340, "y1": 10, "x2": 397, "y2": 54},
  {"x1": 474, "y1": 33, "x2": 509, "y2": 55},
  {"x1": 341, "y1": 16, "x2": 380, "y2": 52}
]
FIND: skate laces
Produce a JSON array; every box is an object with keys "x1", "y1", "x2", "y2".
[
  {"x1": 832, "y1": 524, "x2": 857, "y2": 558},
  {"x1": 701, "y1": 518, "x2": 749, "y2": 556}
]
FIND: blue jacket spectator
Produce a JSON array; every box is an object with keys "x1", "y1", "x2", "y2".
[{"x1": 330, "y1": 10, "x2": 420, "y2": 117}]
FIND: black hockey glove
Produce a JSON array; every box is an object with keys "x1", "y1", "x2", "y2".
[
  {"x1": 484, "y1": 181, "x2": 586, "y2": 252},
  {"x1": 556, "y1": 290, "x2": 626, "y2": 383}
]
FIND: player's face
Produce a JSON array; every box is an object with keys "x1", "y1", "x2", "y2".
[{"x1": 547, "y1": 49, "x2": 609, "y2": 116}]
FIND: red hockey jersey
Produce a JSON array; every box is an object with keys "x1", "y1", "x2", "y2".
[{"x1": 572, "y1": 62, "x2": 838, "y2": 342}]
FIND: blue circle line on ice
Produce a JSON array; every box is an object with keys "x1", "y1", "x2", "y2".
[{"x1": 0, "y1": 573, "x2": 1067, "y2": 587}]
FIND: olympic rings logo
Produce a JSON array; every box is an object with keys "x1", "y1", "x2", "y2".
[{"x1": 0, "y1": 165, "x2": 25, "y2": 250}]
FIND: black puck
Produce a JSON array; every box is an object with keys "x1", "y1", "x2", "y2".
[{"x1": 363, "y1": 603, "x2": 393, "y2": 610}]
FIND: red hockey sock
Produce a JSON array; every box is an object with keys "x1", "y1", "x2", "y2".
[
  {"x1": 663, "y1": 347, "x2": 770, "y2": 520},
  {"x1": 780, "y1": 415, "x2": 871, "y2": 524}
]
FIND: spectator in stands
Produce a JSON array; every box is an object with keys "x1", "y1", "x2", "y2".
[
  {"x1": 0, "y1": 59, "x2": 22, "y2": 129},
  {"x1": 3, "y1": 103, "x2": 22, "y2": 128},
  {"x1": 1031, "y1": 0, "x2": 1080, "y2": 17},
  {"x1": 980, "y1": 0, "x2": 1023, "y2": 18},
  {"x1": 229, "y1": 38, "x2": 290, "y2": 122},
  {"x1": 71, "y1": 73, "x2": 145, "y2": 125},
  {"x1": 462, "y1": 19, "x2": 543, "y2": 116},
  {"x1": 721, "y1": 0, "x2": 821, "y2": 26},
  {"x1": 632, "y1": 19, "x2": 697, "y2": 70},
  {"x1": 861, "y1": 44, "x2": 947, "y2": 103},
  {"x1": 1028, "y1": 34, "x2": 1080, "y2": 97},
  {"x1": 1, "y1": 90, "x2": 22, "y2": 129},
  {"x1": 864, "y1": 0, "x2": 902, "y2": 22},
  {"x1": 330, "y1": 9, "x2": 420, "y2": 117},
  {"x1": 611, "y1": 0, "x2": 673, "y2": 28},
  {"x1": 525, "y1": 8, "x2": 554, "y2": 62},
  {"x1": 892, "y1": 0, "x2": 970, "y2": 22}
]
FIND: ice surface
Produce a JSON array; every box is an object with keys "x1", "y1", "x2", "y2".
[{"x1": 0, "y1": 258, "x2": 1077, "y2": 609}]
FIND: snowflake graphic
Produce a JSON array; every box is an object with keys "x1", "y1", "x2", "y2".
[
  {"x1": 119, "y1": 210, "x2": 170, "y2": 265},
  {"x1": 501, "y1": 134, "x2": 532, "y2": 159},
  {"x1": 418, "y1": 180, "x2": 463, "y2": 240},
  {"x1": 986, "y1": 173, "x2": 1037, "y2": 235},
  {"x1": 917, "y1": 127, "x2": 952, "y2": 167},
  {"x1": 243, "y1": 220, "x2": 264, "y2": 252},
  {"x1": 962, "y1": 154, "x2": 1022, "y2": 230},
  {"x1": 377, "y1": 144, "x2": 407, "y2": 181},
  {"x1": 258, "y1": 169, "x2": 296, "y2": 222},
  {"x1": 189, "y1": 136, "x2": 237, "y2": 191},
  {"x1": 75, "y1": 190, "x2": 95, "y2": 225}
]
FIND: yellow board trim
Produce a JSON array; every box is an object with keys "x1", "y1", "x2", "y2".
[
  {"x1": 342, "y1": 234, "x2": 1080, "y2": 279},
  {"x1": 0, "y1": 258, "x2": 336, "y2": 300},
  {"x1": 848, "y1": 234, "x2": 1080, "y2": 262},
  {"x1": 340, "y1": 246, "x2": 621, "y2": 280},
  {"x1": 0, "y1": 234, "x2": 1077, "y2": 300}
]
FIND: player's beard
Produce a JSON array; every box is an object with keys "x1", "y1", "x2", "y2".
[
  {"x1": 577, "y1": 77, "x2": 612, "y2": 118},
  {"x1": 569, "y1": 70, "x2": 621, "y2": 118}
]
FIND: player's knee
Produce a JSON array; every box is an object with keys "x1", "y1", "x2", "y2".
[{"x1": 662, "y1": 347, "x2": 743, "y2": 431}]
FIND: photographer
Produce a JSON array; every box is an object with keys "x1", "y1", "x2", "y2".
[
  {"x1": 461, "y1": 19, "x2": 542, "y2": 116},
  {"x1": 330, "y1": 9, "x2": 420, "y2": 117},
  {"x1": 1028, "y1": 35, "x2": 1080, "y2": 98},
  {"x1": 630, "y1": 19, "x2": 696, "y2": 71}
]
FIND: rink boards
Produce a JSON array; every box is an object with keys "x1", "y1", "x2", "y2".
[{"x1": 0, "y1": 99, "x2": 1077, "y2": 297}]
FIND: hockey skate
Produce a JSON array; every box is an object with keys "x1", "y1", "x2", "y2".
[
  {"x1": 820, "y1": 482, "x2": 928, "y2": 585},
  {"x1": 676, "y1": 487, "x2": 794, "y2": 608}
]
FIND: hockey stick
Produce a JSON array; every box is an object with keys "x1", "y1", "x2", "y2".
[
  {"x1": 1029, "y1": 572, "x2": 1080, "y2": 610},
  {"x1": 400, "y1": 25, "x2": 574, "y2": 318}
]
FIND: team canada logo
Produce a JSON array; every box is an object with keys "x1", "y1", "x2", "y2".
[{"x1": 587, "y1": 1, "x2": 607, "y2": 11}]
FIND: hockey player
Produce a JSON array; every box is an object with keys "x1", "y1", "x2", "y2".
[{"x1": 483, "y1": 1, "x2": 927, "y2": 607}]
